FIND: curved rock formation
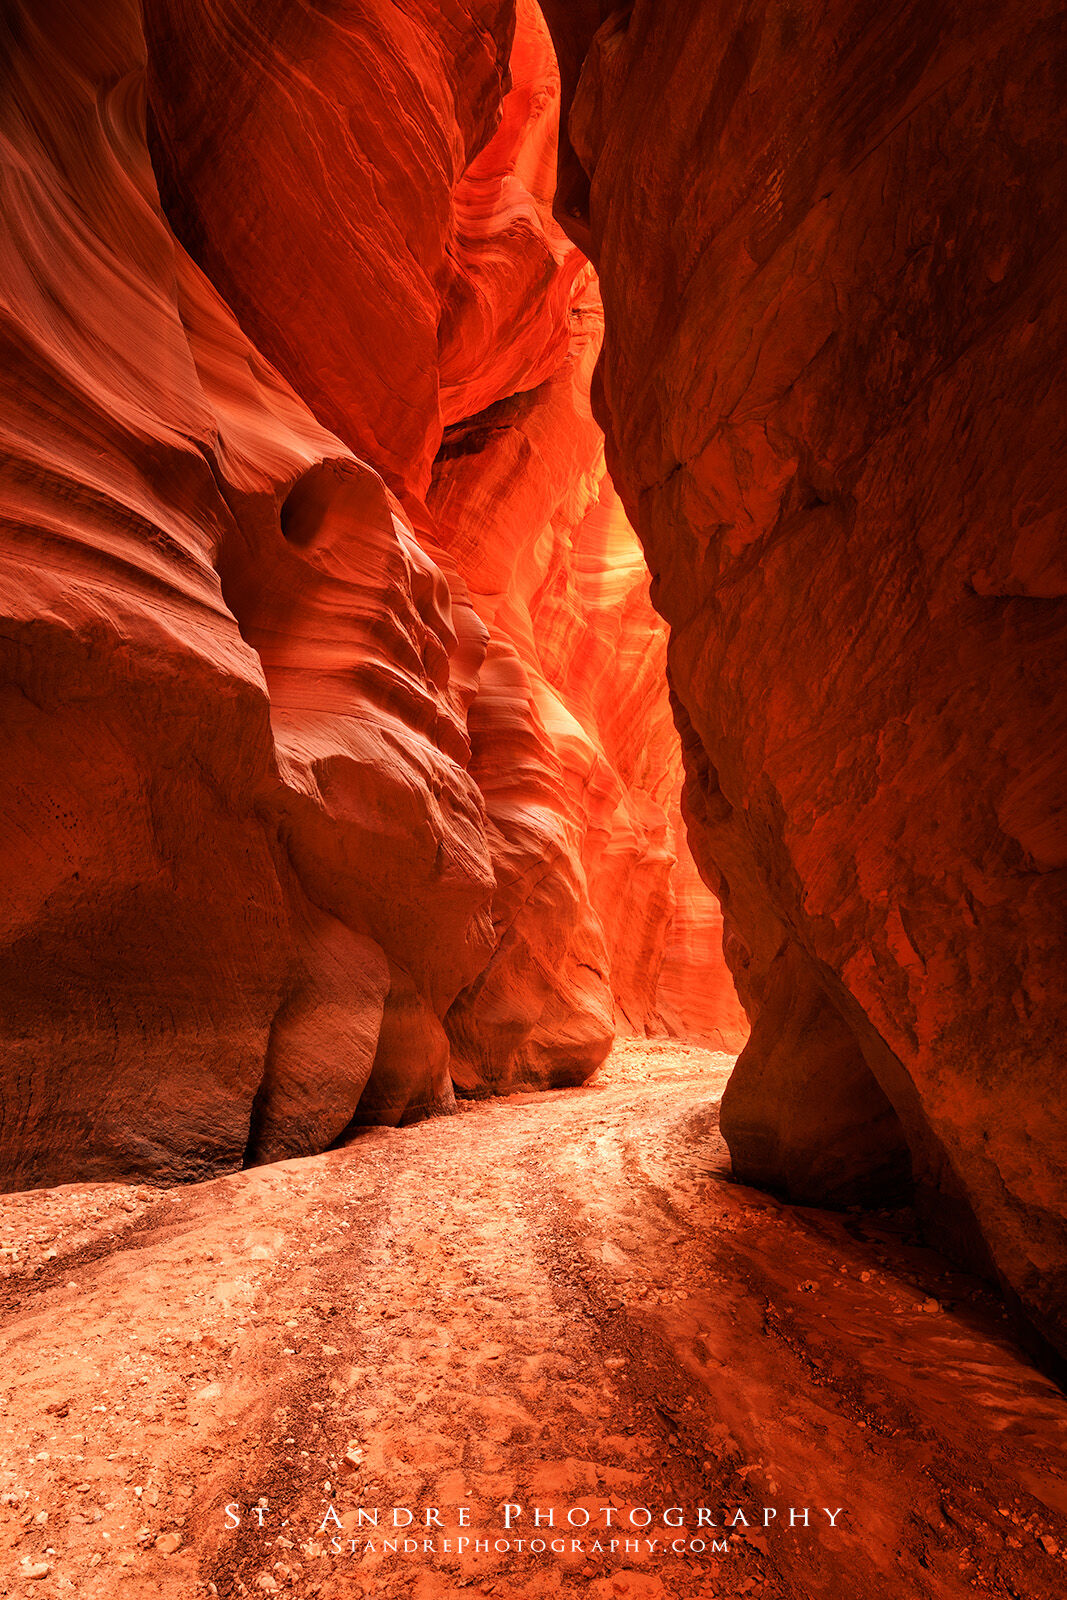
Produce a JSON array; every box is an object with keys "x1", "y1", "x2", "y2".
[
  {"x1": 0, "y1": 0, "x2": 500, "y2": 1185},
  {"x1": 1, "y1": 0, "x2": 292, "y2": 1185},
  {"x1": 0, "y1": 0, "x2": 742, "y2": 1187},
  {"x1": 145, "y1": 0, "x2": 744, "y2": 1085},
  {"x1": 432, "y1": 280, "x2": 747, "y2": 1087},
  {"x1": 144, "y1": 0, "x2": 583, "y2": 504},
  {"x1": 541, "y1": 0, "x2": 1067, "y2": 1355}
]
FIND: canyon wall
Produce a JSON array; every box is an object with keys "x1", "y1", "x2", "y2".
[
  {"x1": 0, "y1": 0, "x2": 740, "y2": 1190},
  {"x1": 540, "y1": 0, "x2": 1067, "y2": 1356}
]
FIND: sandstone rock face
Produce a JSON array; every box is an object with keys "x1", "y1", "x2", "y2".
[
  {"x1": 0, "y1": 0, "x2": 495, "y2": 1185},
  {"x1": 542, "y1": 0, "x2": 1067, "y2": 1353},
  {"x1": 145, "y1": 0, "x2": 745, "y2": 1087},
  {"x1": 1, "y1": 0, "x2": 292, "y2": 1185},
  {"x1": 144, "y1": 0, "x2": 582, "y2": 505},
  {"x1": 432, "y1": 282, "x2": 747, "y2": 1088},
  {"x1": 0, "y1": 0, "x2": 741, "y2": 1186},
  {"x1": 656, "y1": 818, "x2": 750, "y2": 1052}
]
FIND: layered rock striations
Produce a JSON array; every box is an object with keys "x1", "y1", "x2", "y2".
[
  {"x1": 144, "y1": 0, "x2": 583, "y2": 505},
  {"x1": 0, "y1": 0, "x2": 500, "y2": 1186},
  {"x1": 0, "y1": 0, "x2": 739, "y2": 1187},
  {"x1": 541, "y1": 0, "x2": 1067, "y2": 1353},
  {"x1": 432, "y1": 285, "x2": 747, "y2": 1086}
]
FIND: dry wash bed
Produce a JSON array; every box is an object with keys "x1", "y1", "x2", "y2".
[{"x1": 2, "y1": 1040, "x2": 1066, "y2": 1600}]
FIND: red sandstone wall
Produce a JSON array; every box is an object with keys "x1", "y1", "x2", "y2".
[
  {"x1": 431, "y1": 282, "x2": 748, "y2": 1081},
  {"x1": 144, "y1": 0, "x2": 581, "y2": 505},
  {"x1": 540, "y1": 0, "x2": 1067, "y2": 1356},
  {"x1": 0, "y1": 0, "x2": 741, "y2": 1186},
  {"x1": 0, "y1": 0, "x2": 503, "y2": 1184}
]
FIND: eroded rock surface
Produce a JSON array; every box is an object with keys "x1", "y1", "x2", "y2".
[
  {"x1": 0, "y1": 0, "x2": 498, "y2": 1186},
  {"x1": 144, "y1": 0, "x2": 581, "y2": 505},
  {"x1": 541, "y1": 0, "x2": 1067, "y2": 1353},
  {"x1": 432, "y1": 281, "x2": 747, "y2": 1089},
  {"x1": 0, "y1": 0, "x2": 741, "y2": 1186}
]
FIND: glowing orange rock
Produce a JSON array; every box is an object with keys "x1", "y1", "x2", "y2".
[
  {"x1": 0, "y1": 0, "x2": 746, "y2": 1188},
  {"x1": 145, "y1": 0, "x2": 582, "y2": 503},
  {"x1": 432, "y1": 282, "x2": 745, "y2": 1080},
  {"x1": 0, "y1": 0, "x2": 491, "y2": 1183}
]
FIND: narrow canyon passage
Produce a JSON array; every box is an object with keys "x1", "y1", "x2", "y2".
[
  {"x1": 2, "y1": 4, "x2": 1066, "y2": 1599},
  {"x1": 3, "y1": 1042, "x2": 1066, "y2": 1600}
]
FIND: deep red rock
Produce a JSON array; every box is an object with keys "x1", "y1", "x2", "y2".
[
  {"x1": 445, "y1": 637, "x2": 616, "y2": 1093},
  {"x1": 542, "y1": 0, "x2": 1067, "y2": 1354},
  {"x1": 145, "y1": 0, "x2": 744, "y2": 1093},
  {"x1": 0, "y1": 0, "x2": 493, "y2": 1183},
  {"x1": 656, "y1": 817, "x2": 750, "y2": 1050},
  {"x1": 144, "y1": 0, "x2": 582, "y2": 504},
  {"x1": 431, "y1": 284, "x2": 745, "y2": 1084},
  {"x1": 0, "y1": 0, "x2": 743, "y2": 1186}
]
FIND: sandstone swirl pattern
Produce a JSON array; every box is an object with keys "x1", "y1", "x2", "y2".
[{"x1": 0, "y1": 0, "x2": 741, "y2": 1189}]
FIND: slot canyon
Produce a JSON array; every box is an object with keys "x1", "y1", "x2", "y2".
[{"x1": 0, "y1": 0, "x2": 1065, "y2": 1597}]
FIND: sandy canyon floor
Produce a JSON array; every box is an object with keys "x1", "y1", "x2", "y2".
[{"x1": 2, "y1": 1041, "x2": 1066, "y2": 1600}]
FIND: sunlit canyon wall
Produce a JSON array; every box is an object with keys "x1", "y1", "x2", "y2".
[
  {"x1": 539, "y1": 0, "x2": 1067, "y2": 1358},
  {"x1": 0, "y1": 0, "x2": 745, "y2": 1194}
]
